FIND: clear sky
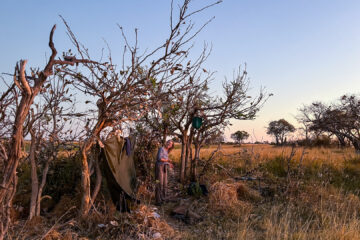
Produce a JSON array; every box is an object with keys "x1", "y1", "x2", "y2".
[{"x1": 1, "y1": 0, "x2": 360, "y2": 142}]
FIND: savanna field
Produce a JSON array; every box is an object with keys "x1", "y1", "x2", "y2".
[
  {"x1": 9, "y1": 144, "x2": 360, "y2": 240},
  {"x1": 1, "y1": 2, "x2": 360, "y2": 239}
]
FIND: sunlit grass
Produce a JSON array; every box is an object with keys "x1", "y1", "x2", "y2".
[
  {"x1": 169, "y1": 144, "x2": 360, "y2": 239},
  {"x1": 12, "y1": 143, "x2": 360, "y2": 239},
  {"x1": 170, "y1": 143, "x2": 357, "y2": 170}
]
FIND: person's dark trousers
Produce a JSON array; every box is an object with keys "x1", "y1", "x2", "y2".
[{"x1": 155, "y1": 163, "x2": 168, "y2": 204}]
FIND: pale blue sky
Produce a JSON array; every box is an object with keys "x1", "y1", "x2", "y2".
[{"x1": 1, "y1": 1, "x2": 360, "y2": 141}]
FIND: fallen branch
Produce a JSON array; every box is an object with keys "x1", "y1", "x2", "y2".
[
  {"x1": 198, "y1": 144, "x2": 221, "y2": 178},
  {"x1": 215, "y1": 163, "x2": 233, "y2": 178}
]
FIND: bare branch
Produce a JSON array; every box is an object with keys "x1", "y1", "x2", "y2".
[{"x1": 18, "y1": 60, "x2": 31, "y2": 95}]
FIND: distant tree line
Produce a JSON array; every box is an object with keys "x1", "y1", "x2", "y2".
[{"x1": 263, "y1": 94, "x2": 360, "y2": 149}]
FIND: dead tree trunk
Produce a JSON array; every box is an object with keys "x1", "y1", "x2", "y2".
[
  {"x1": 90, "y1": 146, "x2": 102, "y2": 205},
  {"x1": 0, "y1": 60, "x2": 35, "y2": 240},
  {"x1": 80, "y1": 142, "x2": 92, "y2": 217},
  {"x1": 36, "y1": 159, "x2": 50, "y2": 216},
  {"x1": 29, "y1": 128, "x2": 39, "y2": 220},
  {"x1": 191, "y1": 142, "x2": 201, "y2": 181},
  {"x1": 185, "y1": 140, "x2": 189, "y2": 180},
  {"x1": 79, "y1": 119, "x2": 108, "y2": 217},
  {"x1": 185, "y1": 129, "x2": 194, "y2": 180},
  {"x1": 351, "y1": 139, "x2": 360, "y2": 154},
  {"x1": 162, "y1": 124, "x2": 168, "y2": 146},
  {"x1": 180, "y1": 134, "x2": 187, "y2": 183}
]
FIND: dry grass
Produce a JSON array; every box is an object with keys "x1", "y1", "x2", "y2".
[
  {"x1": 171, "y1": 144, "x2": 357, "y2": 170},
  {"x1": 9, "y1": 143, "x2": 360, "y2": 239},
  {"x1": 263, "y1": 187, "x2": 360, "y2": 240},
  {"x1": 115, "y1": 204, "x2": 180, "y2": 239},
  {"x1": 169, "y1": 144, "x2": 360, "y2": 239},
  {"x1": 208, "y1": 180, "x2": 261, "y2": 215},
  {"x1": 209, "y1": 181, "x2": 250, "y2": 214}
]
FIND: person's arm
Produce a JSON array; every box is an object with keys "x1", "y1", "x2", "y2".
[{"x1": 162, "y1": 149, "x2": 174, "y2": 168}]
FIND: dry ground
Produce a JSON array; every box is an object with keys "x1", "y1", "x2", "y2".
[{"x1": 8, "y1": 144, "x2": 360, "y2": 240}]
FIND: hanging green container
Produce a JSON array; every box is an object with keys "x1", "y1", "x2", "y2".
[{"x1": 192, "y1": 116, "x2": 203, "y2": 129}]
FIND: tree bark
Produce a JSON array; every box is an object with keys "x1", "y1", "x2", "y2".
[
  {"x1": 36, "y1": 160, "x2": 50, "y2": 216},
  {"x1": 336, "y1": 134, "x2": 346, "y2": 148},
  {"x1": 180, "y1": 134, "x2": 187, "y2": 183},
  {"x1": 80, "y1": 141, "x2": 92, "y2": 217},
  {"x1": 185, "y1": 140, "x2": 189, "y2": 180},
  {"x1": 184, "y1": 129, "x2": 194, "y2": 181},
  {"x1": 162, "y1": 124, "x2": 168, "y2": 146},
  {"x1": 91, "y1": 152, "x2": 102, "y2": 205},
  {"x1": 29, "y1": 130, "x2": 39, "y2": 220},
  {"x1": 351, "y1": 139, "x2": 360, "y2": 154},
  {"x1": 191, "y1": 143, "x2": 201, "y2": 181},
  {"x1": 79, "y1": 119, "x2": 107, "y2": 217},
  {"x1": 0, "y1": 60, "x2": 37, "y2": 240}
]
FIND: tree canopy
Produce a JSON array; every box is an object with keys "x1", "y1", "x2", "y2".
[
  {"x1": 298, "y1": 94, "x2": 360, "y2": 150},
  {"x1": 231, "y1": 130, "x2": 249, "y2": 144},
  {"x1": 266, "y1": 119, "x2": 295, "y2": 145}
]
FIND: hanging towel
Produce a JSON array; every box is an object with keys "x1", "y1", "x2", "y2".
[{"x1": 125, "y1": 137, "x2": 132, "y2": 156}]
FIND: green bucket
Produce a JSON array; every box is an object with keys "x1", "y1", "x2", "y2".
[{"x1": 192, "y1": 117, "x2": 203, "y2": 129}]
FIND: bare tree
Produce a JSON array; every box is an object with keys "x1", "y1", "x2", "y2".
[
  {"x1": 301, "y1": 95, "x2": 360, "y2": 151},
  {"x1": 26, "y1": 76, "x2": 79, "y2": 219},
  {"x1": 150, "y1": 67, "x2": 269, "y2": 182},
  {"x1": 58, "y1": 0, "x2": 222, "y2": 216},
  {"x1": 297, "y1": 102, "x2": 328, "y2": 141},
  {"x1": 188, "y1": 68, "x2": 268, "y2": 181},
  {"x1": 0, "y1": 25, "x2": 95, "y2": 239},
  {"x1": 167, "y1": 76, "x2": 211, "y2": 182}
]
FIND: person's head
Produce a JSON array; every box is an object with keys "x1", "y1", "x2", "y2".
[{"x1": 165, "y1": 140, "x2": 174, "y2": 152}]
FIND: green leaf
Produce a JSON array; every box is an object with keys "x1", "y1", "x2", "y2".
[{"x1": 150, "y1": 77, "x2": 156, "y2": 88}]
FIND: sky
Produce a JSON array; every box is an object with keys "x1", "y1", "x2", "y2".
[{"x1": 1, "y1": 0, "x2": 360, "y2": 142}]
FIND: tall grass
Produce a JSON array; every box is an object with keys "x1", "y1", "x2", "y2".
[
  {"x1": 12, "y1": 144, "x2": 360, "y2": 239},
  {"x1": 170, "y1": 144, "x2": 360, "y2": 239}
]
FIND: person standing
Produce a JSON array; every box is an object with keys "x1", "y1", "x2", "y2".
[{"x1": 155, "y1": 140, "x2": 174, "y2": 205}]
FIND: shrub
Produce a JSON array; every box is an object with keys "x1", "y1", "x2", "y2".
[
  {"x1": 42, "y1": 155, "x2": 82, "y2": 210},
  {"x1": 263, "y1": 156, "x2": 287, "y2": 177}
]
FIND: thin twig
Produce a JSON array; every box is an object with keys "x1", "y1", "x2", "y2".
[{"x1": 40, "y1": 206, "x2": 76, "y2": 240}]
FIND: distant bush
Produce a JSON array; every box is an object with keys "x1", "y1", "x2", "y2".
[
  {"x1": 312, "y1": 135, "x2": 333, "y2": 147},
  {"x1": 296, "y1": 135, "x2": 340, "y2": 148}
]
